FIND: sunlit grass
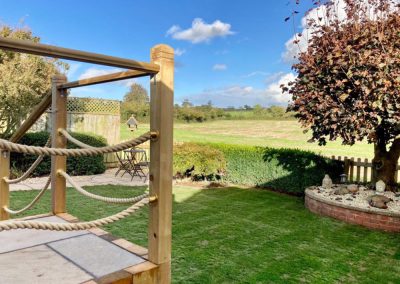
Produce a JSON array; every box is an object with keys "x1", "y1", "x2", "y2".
[
  {"x1": 10, "y1": 185, "x2": 399, "y2": 283},
  {"x1": 121, "y1": 120, "x2": 374, "y2": 159}
]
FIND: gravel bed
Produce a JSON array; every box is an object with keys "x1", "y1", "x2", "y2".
[{"x1": 307, "y1": 184, "x2": 400, "y2": 214}]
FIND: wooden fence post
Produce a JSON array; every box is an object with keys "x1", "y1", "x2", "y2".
[
  {"x1": 0, "y1": 151, "x2": 10, "y2": 220},
  {"x1": 51, "y1": 75, "x2": 68, "y2": 214},
  {"x1": 148, "y1": 44, "x2": 174, "y2": 284}
]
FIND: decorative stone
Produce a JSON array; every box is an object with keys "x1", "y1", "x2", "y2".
[
  {"x1": 375, "y1": 180, "x2": 386, "y2": 195},
  {"x1": 334, "y1": 187, "x2": 350, "y2": 195},
  {"x1": 322, "y1": 174, "x2": 333, "y2": 189},
  {"x1": 347, "y1": 184, "x2": 359, "y2": 194},
  {"x1": 367, "y1": 195, "x2": 392, "y2": 209}
]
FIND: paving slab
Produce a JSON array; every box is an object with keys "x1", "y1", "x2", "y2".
[
  {"x1": 0, "y1": 216, "x2": 88, "y2": 254},
  {"x1": 48, "y1": 234, "x2": 145, "y2": 278},
  {"x1": 0, "y1": 245, "x2": 92, "y2": 284},
  {"x1": 10, "y1": 168, "x2": 148, "y2": 191}
]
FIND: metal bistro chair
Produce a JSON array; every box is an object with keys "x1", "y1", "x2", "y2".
[
  {"x1": 129, "y1": 148, "x2": 149, "y2": 182},
  {"x1": 115, "y1": 151, "x2": 133, "y2": 177}
]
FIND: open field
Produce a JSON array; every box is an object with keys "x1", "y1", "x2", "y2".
[
  {"x1": 11, "y1": 185, "x2": 400, "y2": 283},
  {"x1": 121, "y1": 120, "x2": 374, "y2": 158}
]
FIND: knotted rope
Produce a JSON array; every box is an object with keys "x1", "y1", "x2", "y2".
[
  {"x1": 0, "y1": 132, "x2": 155, "y2": 156},
  {"x1": 4, "y1": 138, "x2": 51, "y2": 184},
  {"x1": 3, "y1": 176, "x2": 51, "y2": 215},
  {"x1": 0, "y1": 196, "x2": 149, "y2": 231},
  {"x1": 59, "y1": 170, "x2": 148, "y2": 204}
]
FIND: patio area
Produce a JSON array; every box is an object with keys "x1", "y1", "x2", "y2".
[{"x1": 9, "y1": 169, "x2": 148, "y2": 192}]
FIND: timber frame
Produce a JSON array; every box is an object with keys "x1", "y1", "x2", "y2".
[{"x1": 0, "y1": 37, "x2": 174, "y2": 284}]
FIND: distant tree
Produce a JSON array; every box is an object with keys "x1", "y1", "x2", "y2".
[
  {"x1": 0, "y1": 26, "x2": 66, "y2": 138},
  {"x1": 181, "y1": 99, "x2": 193, "y2": 108},
  {"x1": 243, "y1": 105, "x2": 252, "y2": 110},
  {"x1": 253, "y1": 104, "x2": 264, "y2": 116},
  {"x1": 121, "y1": 83, "x2": 149, "y2": 120},
  {"x1": 283, "y1": 0, "x2": 400, "y2": 190}
]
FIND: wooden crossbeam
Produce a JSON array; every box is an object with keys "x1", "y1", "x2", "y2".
[
  {"x1": 0, "y1": 37, "x2": 160, "y2": 73},
  {"x1": 9, "y1": 91, "x2": 52, "y2": 143},
  {"x1": 58, "y1": 70, "x2": 150, "y2": 89}
]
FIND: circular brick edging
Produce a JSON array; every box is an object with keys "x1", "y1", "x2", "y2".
[{"x1": 305, "y1": 189, "x2": 400, "y2": 232}]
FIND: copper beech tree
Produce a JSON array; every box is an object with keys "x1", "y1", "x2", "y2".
[{"x1": 283, "y1": 0, "x2": 400, "y2": 190}]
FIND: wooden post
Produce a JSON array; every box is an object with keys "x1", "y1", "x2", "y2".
[
  {"x1": 349, "y1": 158, "x2": 354, "y2": 182},
  {"x1": 0, "y1": 151, "x2": 10, "y2": 220},
  {"x1": 363, "y1": 158, "x2": 368, "y2": 183},
  {"x1": 148, "y1": 44, "x2": 174, "y2": 284},
  {"x1": 356, "y1": 158, "x2": 361, "y2": 182},
  {"x1": 51, "y1": 75, "x2": 68, "y2": 214}
]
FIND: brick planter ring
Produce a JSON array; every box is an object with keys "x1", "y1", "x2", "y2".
[{"x1": 305, "y1": 188, "x2": 400, "y2": 232}]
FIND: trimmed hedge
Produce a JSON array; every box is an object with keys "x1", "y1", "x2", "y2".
[
  {"x1": 11, "y1": 131, "x2": 107, "y2": 177},
  {"x1": 173, "y1": 142, "x2": 226, "y2": 180},
  {"x1": 209, "y1": 144, "x2": 343, "y2": 194}
]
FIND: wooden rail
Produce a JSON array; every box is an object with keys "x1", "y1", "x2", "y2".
[
  {"x1": 331, "y1": 155, "x2": 400, "y2": 183},
  {"x1": 9, "y1": 91, "x2": 52, "y2": 143},
  {"x1": 58, "y1": 69, "x2": 150, "y2": 89},
  {"x1": 0, "y1": 37, "x2": 160, "y2": 73}
]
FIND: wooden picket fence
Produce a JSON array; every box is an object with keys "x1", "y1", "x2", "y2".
[{"x1": 331, "y1": 156, "x2": 399, "y2": 183}]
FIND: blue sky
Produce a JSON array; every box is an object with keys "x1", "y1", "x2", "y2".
[{"x1": 0, "y1": 0, "x2": 311, "y2": 107}]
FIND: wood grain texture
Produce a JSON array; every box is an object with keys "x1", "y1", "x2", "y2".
[
  {"x1": 51, "y1": 75, "x2": 68, "y2": 214},
  {"x1": 0, "y1": 37, "x2": 159, "y2": 73},
  {"x1": 148, "y1": 44, "x2": 174, "y2": 284},
  {"x1": 0, "y1": 152, "x2": 10, "y2": 220}
]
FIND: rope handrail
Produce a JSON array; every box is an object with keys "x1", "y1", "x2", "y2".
[
  {"x1": 0, "y1": 197, "x2": 149, "y2": 231},
  {"x1": 58, "y1": 129, "x2": 94, "y2": 149},
  {"x1": 0, "y1": 131, "x2": 156, "y2": 157},
  {"x1": 4, "y1": 137, "x2": 51, "y2": 184},
  {"x1": 3, "y1": 176, "x2": 51, "y2": 215},
  {"x1": 59, "y1": 170, "x2": 148, "y2": 204}
]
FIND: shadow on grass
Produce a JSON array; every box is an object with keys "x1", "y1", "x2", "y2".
[{"x1": 259, "y1": 148, "x2": 344, "y2": 195}]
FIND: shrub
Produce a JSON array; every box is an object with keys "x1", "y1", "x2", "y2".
[
  {"x1": 211, "y1": 143, "x2": 343, "y2": 194},
  {"x1": 173, "y1": 143, "x2": 226, "y2": 180},
  {"x1": 11, "y1": 131, "x2": 107, "y2": 177}
]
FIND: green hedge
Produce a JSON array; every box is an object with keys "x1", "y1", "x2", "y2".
[
  {"x1": 11, "y1": 131, "x2": 107, "y2": 177},
  {"x1": 173, "y1": 142, "x2": 226, "y2": 180},
  {"x1": 210, "y1": 144, "x2": 343, "y2": 194}
]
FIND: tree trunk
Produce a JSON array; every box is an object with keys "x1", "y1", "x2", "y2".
[{"x1": 372, "y1": 138, "x2": 400, "y2": 192}]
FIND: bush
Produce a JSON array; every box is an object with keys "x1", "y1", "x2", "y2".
[
  {"x1": 173, "y1": 143, "x2": 226, "y2": 180},
  {"x1": 210, "y1": 144, "x2": 343, "y2": 194},
  {"x1": 11, "y1": 131, "x2": 107, "y2": 177}
]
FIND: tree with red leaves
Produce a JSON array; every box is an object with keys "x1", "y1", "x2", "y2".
[{"x1": 283, "y1": 0, "x2": 400, "y2": 191}]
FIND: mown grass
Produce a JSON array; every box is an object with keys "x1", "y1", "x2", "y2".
[
  {"x1": 10, "y1": 185, "x2": 400, "y2": 283},
  {"x1": 121, "y1": 120, "x2": 374, "y2": 159}
]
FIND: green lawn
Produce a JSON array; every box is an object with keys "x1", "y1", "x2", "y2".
[
  {"x1": 10, "y1": 185, "x2": 400, "y2": 283},
  {"x1": 121, "y1": 120, "x2": 374, "y2": 159}
]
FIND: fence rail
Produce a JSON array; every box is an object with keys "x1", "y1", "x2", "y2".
[{"x1": 331, "y1": 155, "x2": 399, "y2": 183}]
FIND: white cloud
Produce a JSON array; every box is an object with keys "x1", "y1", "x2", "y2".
[
  {"x1": 78, "y1": 67, "x2": 136, "y2": 87},
  {"x1": 175, "y1": 48, "x2": 186, "y2": 56},
  {"x1": 242, "y1": 71, "x2": 269, "y2": 78},
  {"x1": 66, "y1": 63, "x2": 81, "y2": 78},
  {"x1": 189, "y1": 72, "x2": 296, "y2": 107},
  {"x1": 282, "y1": 0, "x2": 399, "y2": 63},
  {"x1": 166, "y1": 18, "x2": 234, "y2": 43},
  {"x1": 213, "y1": 64, "x2": 227, "y2": 71}
]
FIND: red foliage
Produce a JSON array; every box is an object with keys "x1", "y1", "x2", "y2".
[{"x1": 284, "y1": 0, "x2": 400, "y2": 147}]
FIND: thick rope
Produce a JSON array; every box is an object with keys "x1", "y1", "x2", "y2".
[
  {"x1": 4, "y1": 138, "x2": 51, "y2": 184},
  {"x1": 58, "y1": 129, "x2": 94, "y2": 149},
  {"x1": 59, "y1": 170, "x2": 148, "y2": 204},
  {"x1": 0, "y1": 132, "x2": 153, "y2": 157},
  {"x1": 0, "y1": 197, "x2": 149, "y2": 231},
  {"x1": 3, "y1": 176, "x2": 51, "y2": 215}
]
